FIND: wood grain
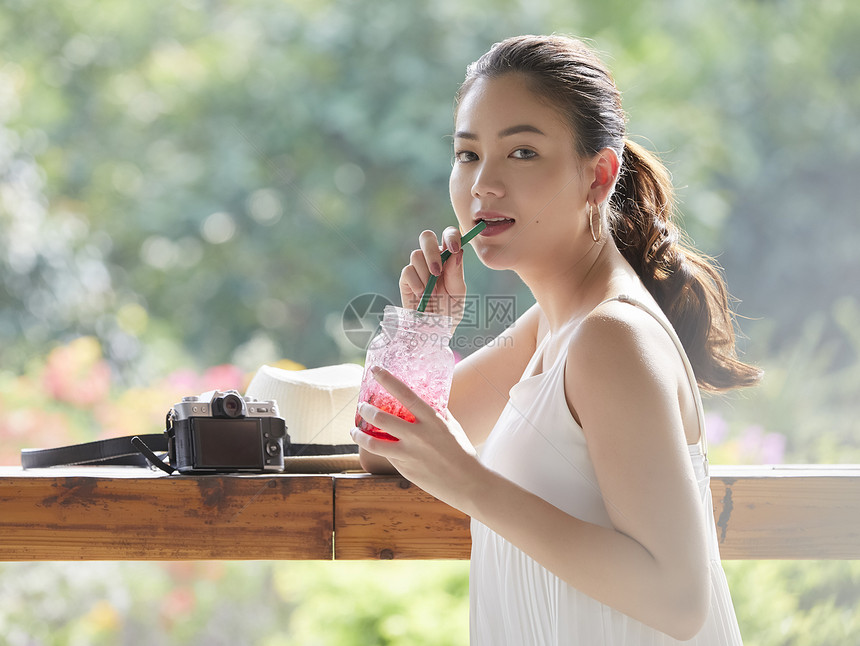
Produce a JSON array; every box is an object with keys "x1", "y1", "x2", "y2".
[
  {"x1": 334, "y1": 474, "x2": 471, "y2": 560},
  {"x1": 0, "y1": 470, "x2": 333, "y2": 560},
  {"x1": 334, "y1": 468, "x2": 860, "y2": 560},
  {"x1": 2, "y1": 466, "x2": 858, "y2": 561},
  {"x1": 709, "y1": 466, "x2": 860, "y2": 559}
]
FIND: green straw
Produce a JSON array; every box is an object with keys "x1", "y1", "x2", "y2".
[{"x1": 417, "y1": 221, "x2": 487, "y2": 312}]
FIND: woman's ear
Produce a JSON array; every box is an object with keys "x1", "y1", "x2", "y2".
[{"x1": 588, "y1": 147, "x2": 620, "y2": 204}]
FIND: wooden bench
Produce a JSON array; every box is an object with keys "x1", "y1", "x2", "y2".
[{"x1": 1, "y1": 466, "x2": 858, "y2": 561}]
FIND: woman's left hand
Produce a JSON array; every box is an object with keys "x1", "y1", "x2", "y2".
[{"x1": 351, "y1": 366, "x2": 480, "y2": 508}]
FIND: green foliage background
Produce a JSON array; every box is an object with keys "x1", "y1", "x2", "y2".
[{"x1": 1, "y1": 0, "x2": 859, "y2": 643}]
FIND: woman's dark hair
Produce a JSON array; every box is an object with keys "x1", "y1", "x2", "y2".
[{"x1": 456, "y1": 35, "x2": 761, "y2": 391}]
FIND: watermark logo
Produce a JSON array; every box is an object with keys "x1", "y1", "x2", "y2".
[
  {"x1": 341, "y1": 293, "x2": 394, "y2": 350},
  {"x1": 457, "y1": 295, "x2": 517, "y2": 329}
]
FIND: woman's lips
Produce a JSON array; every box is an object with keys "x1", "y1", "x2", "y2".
[
  {"x1": 478, "y1": 219, "x2": 515, "y2": 236},
  {"x1": 475, "y1": 215, "x2": 515, "y2": 237}
]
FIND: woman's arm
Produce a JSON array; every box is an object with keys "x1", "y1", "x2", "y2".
[{"x1": 352, "y1": 305, "x2": 711, "y2": 640}]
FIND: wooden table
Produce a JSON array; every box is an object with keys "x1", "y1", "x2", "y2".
[{"x1": 1, "y1": 466, "x2": 859, "y2": 561}]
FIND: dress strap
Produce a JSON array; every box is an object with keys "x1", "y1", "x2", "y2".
[{"x1": 597, "y1": 295, "x2": 708, "y2": 460}]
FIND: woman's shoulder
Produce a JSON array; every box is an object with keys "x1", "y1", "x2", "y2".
[
  {"x1": 562, "y1": 295, "x2": 689, "y2": 435},
  {"x1": 567, "y1": 295, "x2": 680, "y2": 385}
]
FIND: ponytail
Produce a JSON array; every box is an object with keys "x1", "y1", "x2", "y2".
[{"x1": 609, "y1": 139, "x2": 761, "y2": 391}]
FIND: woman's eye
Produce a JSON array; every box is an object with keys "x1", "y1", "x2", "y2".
[
  {"x1": 454, "y1": 150, "x2": 478, "y2": 163},
  {"x1": 511, "y1": 148, "x2": 537, "y2": 160}
]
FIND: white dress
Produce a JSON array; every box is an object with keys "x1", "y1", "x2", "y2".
[{"x1": 469, "y1": 296, "x2": 744, "y2": 645}]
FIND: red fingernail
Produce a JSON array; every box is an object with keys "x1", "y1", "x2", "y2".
[
  {"x1": 431, "y1": 262, "x2": 442, "y2": 276},
  {"x1": 370, "y1": 365, "x2": 381, "y2": 375}
]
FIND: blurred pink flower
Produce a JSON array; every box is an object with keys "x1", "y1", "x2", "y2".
[
  {"x1": 760, "y1": 432, "x2": 787, "y2": 464},
  {"x1": 163, "y1": 365, "x2": 246, "y2": 395},
  {"x1": 200, "y1": 364, "x2": 245, "y2": 392},
  {"x1": 738, "y1": 424, "x2": 786, "y2": 464},
  {"x1": 43, "y1": 337, "x2": 112, "y2": 407},
  {"x1": 159, "y1": 586, "x2": 196, "y2": 630},
  {"x1": 738, "y1": 424, "x2": 764, "y2": 458},
  {"x1": 165, "y1": 369, "x2": 201, "y2": 393}
]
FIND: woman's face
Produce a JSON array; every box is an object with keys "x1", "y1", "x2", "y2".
[{"x1": 449, "y1": 73, "x2": 592, "y2": 273}]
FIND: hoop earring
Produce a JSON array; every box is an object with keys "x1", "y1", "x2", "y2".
[{"x1": 589, "y1": 204, "x2": 602, "y2": 243}]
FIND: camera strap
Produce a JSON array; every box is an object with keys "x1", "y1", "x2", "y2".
[
  {"x1": 287, "y1": 443, "x2": 358, "y2": 457},
  {"x1": 21, "y1": 435, "x2": 357, "y2": 470},
  {"x1": 21, "y1": 434, "x2": 168, "y2": 469}
]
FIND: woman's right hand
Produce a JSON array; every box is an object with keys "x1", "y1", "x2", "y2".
[{"x1": 399, "y1": 226, "x2": 467, "y2": 329}]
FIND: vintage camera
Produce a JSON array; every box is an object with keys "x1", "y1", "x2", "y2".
[{"x1": 166, "y1": 390, "x2": 288, "y2": 474}]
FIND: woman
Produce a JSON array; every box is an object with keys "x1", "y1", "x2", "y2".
[{"x1": 352, "y1": 35, "x2": 760, "y2": 645}]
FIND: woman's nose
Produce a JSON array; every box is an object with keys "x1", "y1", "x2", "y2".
[{"x1": 472, "y1": 162, "x2": 505, "y2": 198}]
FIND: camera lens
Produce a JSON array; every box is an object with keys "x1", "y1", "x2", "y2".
[{"x1": 217, "y1": 393, "x2": 244, "y2": 418}]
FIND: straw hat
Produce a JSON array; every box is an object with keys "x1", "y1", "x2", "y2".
[{"x1": 245, "y1": 363, "x2": 364, "y2": 472}]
